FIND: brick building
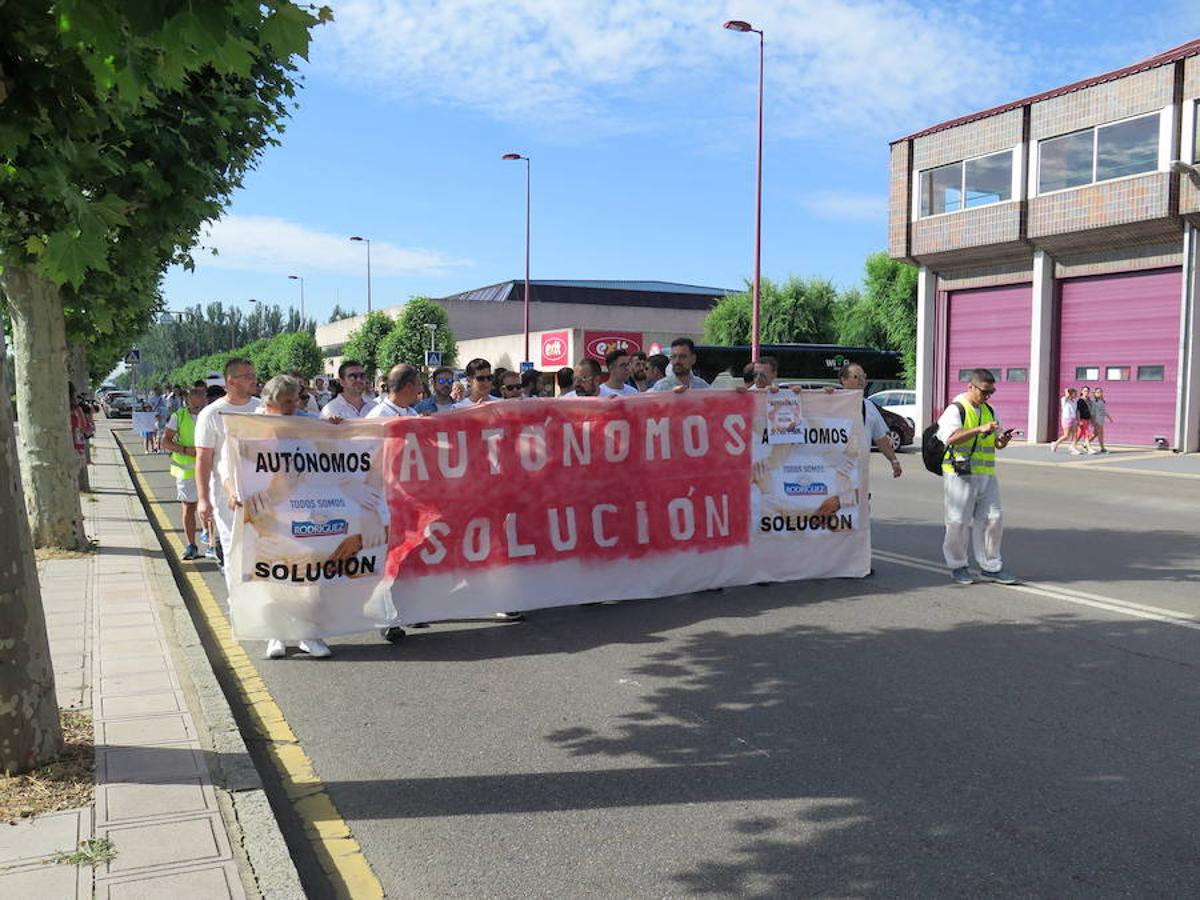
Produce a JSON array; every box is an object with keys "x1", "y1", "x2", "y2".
[{"x1": 889, "y1": 39, "x2": 1200, "y2": 450}]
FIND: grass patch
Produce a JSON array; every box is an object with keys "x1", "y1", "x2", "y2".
[
  {"x1": 0, "y1": 711, "x2": 94, "y2": 823},
  {"x1": 34, "y1": 542, "x2": 98, "y2": 560},
  {"x1": 51, "y1": 836, "x2": 117, "y2": 867}
]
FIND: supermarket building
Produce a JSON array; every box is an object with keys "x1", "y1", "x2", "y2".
[{"x1": 890, "y1": 39, "x2": 1200, "y2": 450}]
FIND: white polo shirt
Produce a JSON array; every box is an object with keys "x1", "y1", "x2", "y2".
[{"x1": 320, "y1": 394, "x2": 377, "y2": 420}]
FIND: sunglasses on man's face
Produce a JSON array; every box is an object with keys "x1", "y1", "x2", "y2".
[
  {"x1": 345, "y1": 372, "x2": 366, "y2": 380},
  {"x1": 501, "y1": 383, "x2": 521, "y2": 391},
  {"x1": 434, "y1": 377, "x2": 454, "y2": 385},
  {"x1": 975, "y1": 385, "x2": 996, "y2": 396},
  {"x1": 475, "y1": 374, "x2": 494, "y2": 382}
]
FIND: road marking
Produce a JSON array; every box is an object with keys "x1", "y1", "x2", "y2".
[
  {"x1": 873, "y1": 548, "x2": 1200, "y2": 632},
  {"x1": 122, "y1": 443, "x2": 384, "y2": 899}
]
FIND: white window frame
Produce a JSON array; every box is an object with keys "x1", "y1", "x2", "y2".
[
  {"x1": 1033, "y1": 109, "x2": 1166, "y2": 197},
  {"x1": 913, "y1": 147, "x2": 1018, "y2": 220}
]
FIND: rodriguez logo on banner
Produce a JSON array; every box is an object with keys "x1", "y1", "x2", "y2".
[{"x1": 223, "y1": 390, "x2": 869, "y2": 639}]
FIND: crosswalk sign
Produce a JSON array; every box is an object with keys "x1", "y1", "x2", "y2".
[{"x1": 424, "y1": 351, "x2": 443, "y2": 367}]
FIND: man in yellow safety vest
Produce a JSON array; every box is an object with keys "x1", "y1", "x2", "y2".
[
  {"x1": 935, "y1": 368, "x2": 1019, "y2": 586},
  {"x1": 163, "y1": 385, "x2": 209, "y2": 560}
]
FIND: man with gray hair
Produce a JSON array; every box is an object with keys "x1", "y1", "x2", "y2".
[{"x1": 366, "y1": 364, "x2": 421, "y2": 418}]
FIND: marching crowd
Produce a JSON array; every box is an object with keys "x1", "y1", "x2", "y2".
[{"x1": 87, "y1": 341, "x2": 1034, "y2": 661}]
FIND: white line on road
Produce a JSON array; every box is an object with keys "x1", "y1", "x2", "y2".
[{"x1": 873, "y1": 548, "x2": 1200, "y2": 632}]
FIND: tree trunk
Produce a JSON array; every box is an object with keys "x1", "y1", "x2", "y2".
[
  {"x1": 0, "y1": 336, "x2": 65, "y2": 774},
  {"x1": 68, "y1": 342, "x2": 91, "y2": 492},
  {"x1": 1, "y1": 260, "x2": 89, "y2": 549}
]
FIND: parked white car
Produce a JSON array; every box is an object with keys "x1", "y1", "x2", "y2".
[{"x1": 868, "y1": 389, "x2": 918, "y2": 428}]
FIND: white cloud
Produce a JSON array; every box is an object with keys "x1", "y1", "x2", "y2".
[
  {"x1": 193, "y1": 214, "x2": 471, "y2": 277},
  {"x1": 797, "y1": 191, "x2": 884, "y2": 223},
  {"x1": 312, "y1": 0, "x2": 1027, "y2": 138}
]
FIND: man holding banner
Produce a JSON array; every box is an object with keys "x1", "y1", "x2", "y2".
[{"x1": 196, "y1": 357, "x2": 262, "y2": 576}]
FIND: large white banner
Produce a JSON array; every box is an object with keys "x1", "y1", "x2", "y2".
[{"x1": 224, "y1": 390, "x2": 870, "y2": 639}]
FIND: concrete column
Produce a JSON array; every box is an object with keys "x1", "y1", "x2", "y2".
[
  {"x1": 914, "y1": 265, "x2": 937, "y2": 430},
  {"x1": 1028, "y1": 249, "x2": 1056, "y2": 443},
  {"x1": 1175, "y1": 222, "x2": 1200, "y2": 453}
]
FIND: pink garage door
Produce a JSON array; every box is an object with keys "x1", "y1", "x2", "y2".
[
  {"x1": 944, "y1": 284, "x2": 1031, "y2": 431},
  {"x1": 1058, "y1": 269, "x2": 1181, "y2": 447}
]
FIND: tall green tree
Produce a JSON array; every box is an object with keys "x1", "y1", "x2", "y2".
[
  {"x1": 854, "y1": 252, "x2": 916, "y2": 386},
  {"x1": 704, "y1": 276, "x2": 839, "y2": 346},
  {"x1": 327, "y1": 303, "x2": 357, "y2": 323},
  {"x1": 0, "y1": 0, "x2": 329, "y2": 549},
  {"x1": 0, "y1": 0, "x2": 327, "y2": 774},
  {"x1": 341, "y1": 310, "x2": 396, "y2": 379},
  {"x1": 376, "y1": 297, "x2": 456, "y2": 370}
]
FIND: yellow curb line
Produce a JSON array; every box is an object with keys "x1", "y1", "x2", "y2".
[{"x1": 122, "y1": 444, "x2": 384, "y2": 899}]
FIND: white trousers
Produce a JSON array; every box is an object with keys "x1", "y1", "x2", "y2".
[{"x1": 942, "y1": 473, "x2": 1003, "y2": 572}]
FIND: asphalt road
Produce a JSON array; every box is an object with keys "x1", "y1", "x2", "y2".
[{"x1": 113, "y1": 423, "x2": 1200, "y2": 898}]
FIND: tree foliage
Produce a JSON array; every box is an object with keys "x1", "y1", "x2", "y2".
[
  {"x1": 341, "y1": 311, "x2": 396, "y2": 379},
  {"x1": 847, "y1": 253, "x2": 919, "y2": 386},
  {"x1": 327, "y1": 304, "x2": 357, "y2": 323},
  {"x1": 376, "y1": 297, "x2": 457, "y2": 370},
  {"x1": 136, "y1": 302, "x2": 314, "y2": 385},
  {"x1": 704, "y1": 276, "x2": 839, "y2": 346},
  {"x1": 167, "y1": 330, "x2": 319, "y2": 385},
  {"x1": 1, "y1": 0, "x2": 329, "y2": 548}
]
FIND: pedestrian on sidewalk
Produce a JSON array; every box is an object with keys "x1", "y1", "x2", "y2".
[
  {"x1": 195, "y1": 357, "x2": 262, "y2": 577},
  {"x1": 1090, "y1": 387, "x2": 1112, "y2": 452},
  {"x1": 163, "y1": 385, "x2": 209, "y2": 560},
  {"x1": 1076, "y1": 386, "x2": 1094, "y2": 454},
  {"x1": 1051, "y1": 387, "x2": 1078, "y2": 453},
  {"x1": 936, "y1": 368, "x2": 1019, "y2": 586}
]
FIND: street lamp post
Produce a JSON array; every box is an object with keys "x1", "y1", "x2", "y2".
[
  {"x1": 287, "y1": 274, "x2": 305, "y2": 322},
  {"x1": 349, "y1": 236, "x2": 372, "y2": 313},
  {"x1": 233, "y1": 297, "x2": 258, "y2": 348},
  {"x1": 502, "y1": 153, "x2": 532, "y2": 364},
  {"x1": 724, "y1": 19, "x2": 764, "y2": 363}
]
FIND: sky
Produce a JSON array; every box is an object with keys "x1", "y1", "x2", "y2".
[{"x1": 160, "y1": 0, "x2": 1200, "y2": 325}]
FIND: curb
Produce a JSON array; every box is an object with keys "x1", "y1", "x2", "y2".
[{"x1": 111, "y1": 430, "x2": 305, "y2": 899}]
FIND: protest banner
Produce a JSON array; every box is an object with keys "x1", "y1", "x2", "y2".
[
  {"x1": 224, "y1": 390, "x2": 870, "y2": 639},
  {"x1": 131, "y1": 411, "x2": 156, "y2": 434}
]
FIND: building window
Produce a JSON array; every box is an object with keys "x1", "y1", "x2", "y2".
[
  {"x1": 957, "y1": 369, "x2": 974, "y2": 381},
  {"x1": 1006, "y1": 368, "x2": 1027, "y2": 382},
  {"x1": 1137, "y1": 365, "x2": 1164, "y2": 381},
  {"x1": 920, "y1": 151, "x2": 1012, "y2": 217},
  {"x1": 921, "y1": 162, "x2": 962, "y2": 216},
  {"x1": 964, "y1": 151, "x2": 1013, "y2": 208},
  {"x1": 1038, "y1": 112, "x2": 1161, "y2": 194},
  {"x1": 1074, "y1": 366, "x2": 1099, "y2": 381},
  {"x1": 1096, "y1": 115, "x2": 1159, "y2": 181},
  {"x1": 1039, "y1": 129, "x2": 1094, "y2": 193},
  {"x1": 1106, "y1": 366, "x2": 1131, "y2": 381}
]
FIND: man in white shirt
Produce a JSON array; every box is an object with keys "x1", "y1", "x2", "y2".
[
  {"x1": 599, "y1": 349, "x2": 638, "y2": 397},
  {"x1": 312, "y1": 376, "x2": 332, "y2": 409},
  {"x1": 650, "y1": 338, "x2": 710, "y2": 392},
  {"x1": 453, "y1": 358, "x2": 495, "y2": 408},
  {"x1": 366, "y1": 364, "x2": 421, "y2": 418},
  {"x1": 195, "y1": 357, "x2": 263, "y2": 582},
  {"x1": 562, "y1": 359, "x2": 601, "y2": 397},
  {"x1": 836, "y1": 363, "x2": 902, "y2": 478},
  {"x1": 321, "y1": 359, "x2": 377, "y2": 420}
]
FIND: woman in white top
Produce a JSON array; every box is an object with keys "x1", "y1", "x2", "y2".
[{"x1": 1051, "y1": 387, "x2": 1078, "y2": 453}]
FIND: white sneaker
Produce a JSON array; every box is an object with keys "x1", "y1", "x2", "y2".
[
  {"x1": 1069, "y1": 448, "x2": 1082, "y2": 455},
  {"x1": 298, "y1": 639, "x2": 332, "y2": 658},
  {"x1": 265, "y1": 639, "x2": 286, "y2": 659}
]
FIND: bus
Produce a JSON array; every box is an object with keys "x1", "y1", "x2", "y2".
[{"x1": 692, "y1": 343, "x2": 905, "y2": 393}]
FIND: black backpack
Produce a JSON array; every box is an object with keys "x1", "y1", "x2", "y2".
[{"x1": 922, "y1": 401, "x2": 991, "y2": 476}]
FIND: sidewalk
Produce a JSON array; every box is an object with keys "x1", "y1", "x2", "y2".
[
  {"x1": 0, "y1": 427, "x2": 302, "y2": 897},
  {"x1": 1001, "y1": 440, "x2": 1200, "y2": 478}
]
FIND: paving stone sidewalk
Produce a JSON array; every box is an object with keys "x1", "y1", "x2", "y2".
[{"x1": 1, "y1": 430, "x2": 285, "y2": 898}]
